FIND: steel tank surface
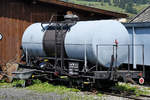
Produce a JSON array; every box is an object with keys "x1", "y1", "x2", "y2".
[
  {"x1": 22, "y1": 20, "x2": 129, "y2": 67},
  {"x1": 22, "y1": 23, "x2": 47, "y2": 57},
  {"x1": 22, "y1": 23, "x2": 67, "y2": 57},
  {"x1": 64, "y1": 20, "x2": 129, "y2": 66}
]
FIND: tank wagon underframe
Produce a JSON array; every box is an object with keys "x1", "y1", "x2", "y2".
[{"x1": 20, "y1": 20, "x2": 145, "y2": 88}]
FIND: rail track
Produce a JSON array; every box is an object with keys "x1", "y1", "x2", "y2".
[
  {"x1": 102, "y1": 92, "x2": 150, "y2": 100},
  {"x1": 98, "y1": 88, "x2": 150, "y2": 100},
  {"x1": 140, "y1": 94, "x2": 150, "y2": 99}
]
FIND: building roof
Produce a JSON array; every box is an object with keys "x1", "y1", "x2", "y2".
[
  {"x1": 124, "y1": 22, "x2": 150, "y2": 28},
  {"x1": 38, "y1": 0, "x2": 128, "y2": 18},
  {"x1": 129, "y1": 6, "x2": 150, "y2": 23}
]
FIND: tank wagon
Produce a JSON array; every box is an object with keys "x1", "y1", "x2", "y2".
[{"x1": 19, "y1": 18, "x2": 144, "y2": 88}]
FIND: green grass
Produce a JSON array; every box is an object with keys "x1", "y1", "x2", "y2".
[
  {"x1": 1, "y1": 79, "x2": 150, "y2": 99},
  {"x1": 114, "y1": 83, "x2": 150, "y2": 96},
  {"x1": 26, "y1": 80, "x2": 80, "y2": 94},
  {"x1": 68, "y1": 0, "x2": 126, "y2": 13},
  {"x1": 0, "y1": 79, "x2": 103, "y2": 100},
  {"x1": 66, "y1": 0, "x2": 149, "y2": 19},
  {"x1": 26, "y1": 80, "x2": 103, "y2": 99},
  {"x1": 0, "y1": 80, "x2": 25, "y2": 88}
]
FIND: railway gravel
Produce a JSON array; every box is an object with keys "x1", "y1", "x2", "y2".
[{"x1": 0, "y1": 88, "x2": 133, "y2": 100}]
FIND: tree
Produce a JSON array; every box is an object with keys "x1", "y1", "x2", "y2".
[
  {"x1": 125, "y1": 2, "x2": 137, "y2": 14},
  {"x1": 108, "y1": 0, "x2": 111, "y2": 5},
  {"x1": 118, "y1": 0, "x2": 126, "y2": 9}
]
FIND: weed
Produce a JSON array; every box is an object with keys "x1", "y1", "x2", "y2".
[{"x1": 114, "y1": 83, "x2": 150, "y2": 96}]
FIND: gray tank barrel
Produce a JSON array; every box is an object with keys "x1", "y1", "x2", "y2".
[{"x1": 22, "y1": 20, "x2": 129, "y2": 67}]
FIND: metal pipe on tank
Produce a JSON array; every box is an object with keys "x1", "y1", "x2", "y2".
[
  {"x1": 84, "y1": 41, "x2": 87, "y2": 72},
  {"x1": 96, "y1": 44, "x2": 98, "y2": 71},
  {"x1": 142, "y1": 45, "x2": 145, "y2": 77},
  {"x1": 25, "y1": 48, "x2": 28, "y2": 66},
  {"x1": 132, "y1": 26, "x2": 136, "y2": 69},
  {"x1": 128, "y1": 44, "x2": 130, "y2": 72}
]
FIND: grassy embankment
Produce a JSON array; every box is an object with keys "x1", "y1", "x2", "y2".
[{"x1": 67, "y1": 0, "x2": 149, "y2": 20}]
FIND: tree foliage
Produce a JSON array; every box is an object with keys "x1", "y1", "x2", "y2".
[{"x1": 69, "y1": 0, "x2": 149, "y2": 14}]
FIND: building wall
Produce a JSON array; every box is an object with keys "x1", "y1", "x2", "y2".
[
  {"x1": 0, "y1": 0, "x2": 117, "y2": 64},
  {"x1": 0, "y1": 0, "x2": 57, "y2": 64},
  {"x1": 124, "y1": 23, "x2": 150, "y2": 66}
]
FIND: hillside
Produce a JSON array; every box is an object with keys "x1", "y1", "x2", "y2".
[{"x1": 63, "y1": 0, "x2": 150, "y2": 19}]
